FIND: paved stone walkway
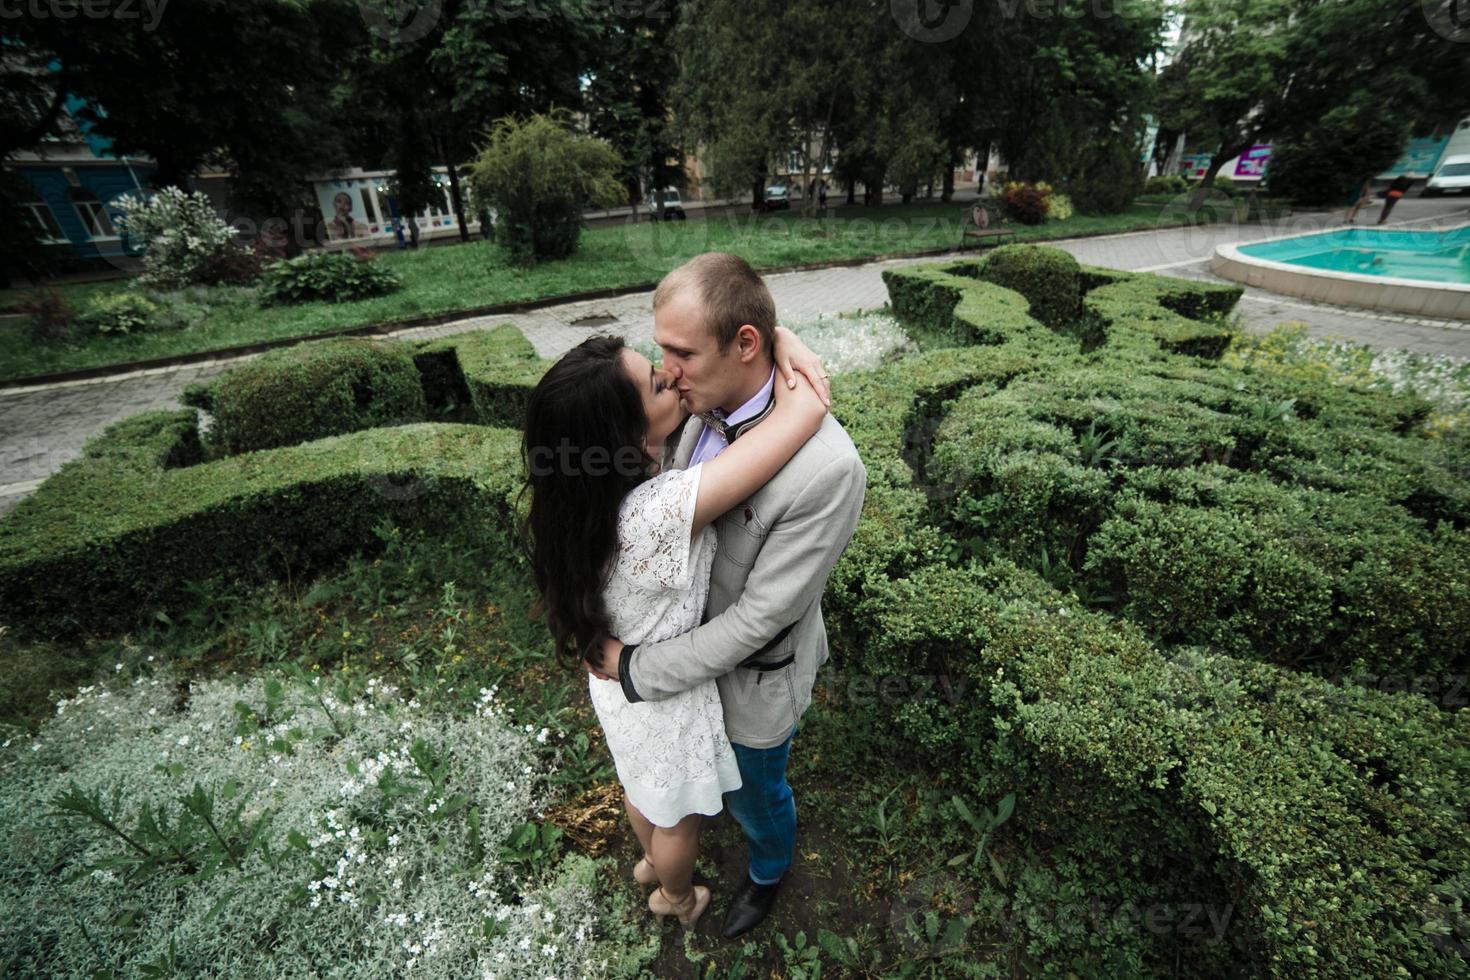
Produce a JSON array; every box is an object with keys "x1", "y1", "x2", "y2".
[{"x1": 4, "y1": 201, "x2": 1468, "y2": 515}]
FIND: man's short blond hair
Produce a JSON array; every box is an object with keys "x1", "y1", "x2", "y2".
[{"x1": 652, "y1": 252, "x2": 776, "y2": 357}]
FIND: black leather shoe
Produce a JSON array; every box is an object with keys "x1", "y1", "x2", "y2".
[{"x1": 721, "y1": 877, "x2": 782, "y2": 939}]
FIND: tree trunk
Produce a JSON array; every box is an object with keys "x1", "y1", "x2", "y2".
[
  {"x1": 429, "y1": 130, "x2": 468, "y2": 244},
  {"x1": 846, "y1": 178, "x2": 856, "y2": 205},
  {"x1": 1189, "y1": 144, "x2": 1248, "y2": 214},
  {"x1": 752, "y1": 177, "x2": 765, "y2": 213},
  {"x1": 442, "y1": 150, "x2": 470, "y2": 244},
  {"x1": 942, "y1": 166, "x2": 954, "y2": 202}
]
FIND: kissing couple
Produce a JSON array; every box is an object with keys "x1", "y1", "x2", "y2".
[{"x1": 522, "y1": 252, "x2": 867, "y2": 935}]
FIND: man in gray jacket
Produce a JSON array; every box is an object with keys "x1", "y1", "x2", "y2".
[{"x1": 588, "y1": 251, "x2": 867, "y2": 938}]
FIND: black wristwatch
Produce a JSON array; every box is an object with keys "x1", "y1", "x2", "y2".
[{"x1": 619, "y1": 643, "x2": 643, "y2": 703}]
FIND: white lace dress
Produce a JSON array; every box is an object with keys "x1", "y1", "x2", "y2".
[{"x1": 587, "y1": 462, "x2": 743, "y2": 828}]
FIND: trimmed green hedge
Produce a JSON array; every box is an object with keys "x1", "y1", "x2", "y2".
[
  {"x1": 3, "y1": 252, "x2": 1467, "y2": 977},
  {"x1": 976, "y1": 243, "x2": 1082, "y2": 330},
  {"x1": 882, "y1": 258, "x2": 1242, "y2": 361},
  {"x1": 842, "y1": 558, "x2": 1470, "y2": 978},
  {"x1": 414, "y1": 324, "x2": 547, "y2": 428},
  {"x1": 835, "y1": 257, "x2": 1469, "y2": 975},
  {"x1": 0, "y1": 326, "x2": 548, "y2": 638},
  {"x1": 0, "y1": 414, "x2": 523, "y2": 638},
  {"x1": 208, "y1": 338, "x2": 428, "y2": 455}
]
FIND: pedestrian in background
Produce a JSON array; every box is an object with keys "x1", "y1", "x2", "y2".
[
  {"x1": 1344, "y1": 177, "x2": 1375, "y2": 224},
  {"x1": 1376, "y1": 173, "x2": 1414, "y2": 225}
]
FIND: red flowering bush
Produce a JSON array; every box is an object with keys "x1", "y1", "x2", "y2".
[{"x1": 998, "y1": 181, "x2": 1054, "y2": 225}]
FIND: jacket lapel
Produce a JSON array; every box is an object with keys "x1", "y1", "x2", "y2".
[{"x1": 671, "y1": 414, "x2": 701, "y2": 470}]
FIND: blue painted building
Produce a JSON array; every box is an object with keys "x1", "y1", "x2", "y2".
[{"x1": 9, "y1": 92, "x2": 154, "y2": 266}]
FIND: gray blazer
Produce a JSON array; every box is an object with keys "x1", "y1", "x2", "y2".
[{"x1": 618, "y1": 410, "x2": 867, "y2": 749}]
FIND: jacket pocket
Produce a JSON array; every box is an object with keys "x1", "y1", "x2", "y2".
[{"x1": 717, "y1": 501, "x2": 765, "y2": 568}]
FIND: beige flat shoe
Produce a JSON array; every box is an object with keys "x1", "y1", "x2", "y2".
[
  {"x1": 633, "y1": 857, "x2": 658, "y2": 886},
  {"x1": 648, "y1": 884, "x2": 711, "y2": 929}
]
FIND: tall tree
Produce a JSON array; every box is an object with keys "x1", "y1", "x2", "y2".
[
  {"x1": 674, "y1": 0, "x2": 871, "y2": 217},
  {"x1": 985, "y1": 0, "x2": 1164, "y2": 185},
  {"x1": 1161, "y1": 0, "x2": 1469, "y2": 208},
  {"x1": 583, "y1": 11, "x2": 685, "y2": 218},
  {"x1": 343, "y1": 0, "x2": 594, "y2": 244}
]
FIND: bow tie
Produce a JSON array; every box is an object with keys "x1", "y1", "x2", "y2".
[
  {"x1": 695, "y1": 411, "x2": 732, "y2": 441},
  {"x1": 695, "y1": 388, "x2": 777, "y2": 445}
]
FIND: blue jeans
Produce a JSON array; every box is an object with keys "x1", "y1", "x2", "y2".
[{"x1": 725, "y1": 725, "x2": 798, "y2": 885}]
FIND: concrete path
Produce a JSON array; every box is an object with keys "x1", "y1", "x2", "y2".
[{"x1": 4, "y1": 200, "x2": 1468, "y2": 516}]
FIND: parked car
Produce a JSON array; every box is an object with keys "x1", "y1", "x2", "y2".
[
  {"x1": 1423, "y1": 155, "x2": 1470, "y2": 196},
  {"x1": 759, "y1": 185, "x2": 791, "y2": 211},
  {"x1": 644, "y1": 188, "x2": 687, "y2": 219}
]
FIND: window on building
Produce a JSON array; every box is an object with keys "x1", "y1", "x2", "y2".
[
  {"x1": 69, "y1": 187, "x2": 117, "y2": 238},
  {"x1": 19, "y1": 200, "x2": 66, "y2": 242}
]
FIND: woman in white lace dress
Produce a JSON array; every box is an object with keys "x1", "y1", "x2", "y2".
[{"x1": 523, "y1": 332, "x2": 827, "y2": 929}]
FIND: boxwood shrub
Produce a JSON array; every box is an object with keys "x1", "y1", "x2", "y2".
[
  {"x1": 0, "y1": 326, "x2": 548, "y2": 639},
  {"x1": 829, "y1": 257, "x2": 1469, "y2": 975},
  {"x1": 207, "y1": 338, "x2": 429, "y2": 456},
  {"x1": 976, "y1": 243, "x2": 1082, "y2": 330},
  {"x1": 3, "y1": 253, "x2": 1467, "y2": 978}
]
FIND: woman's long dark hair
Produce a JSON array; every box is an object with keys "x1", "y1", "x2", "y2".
[{"x1": 522, "y1": 335, "x2": 655, "y2": 663}]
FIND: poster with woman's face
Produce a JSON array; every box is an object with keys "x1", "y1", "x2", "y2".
[{"x1": 316, "y1": 185, "x2": 372, "y2": 241}]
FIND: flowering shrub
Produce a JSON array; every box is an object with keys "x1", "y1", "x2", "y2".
[
  {"x1": 1045, "y1": 193, "x2": 1075, "y2": 222},
  {"x1": 781, "y1": 311, "x2": 919, "y2": 373},
  {"x1": 998, "y1": 181, "x2": 1054, "y2": 225},
  {"x1": 1222, "y1": 321, "x2": 1470, "y2": 434},
  {"x1": 0, "y1": 666, "x2": 619, "y2": 977},
  {"x1": 113, "y1": 186, "x2": 242, "y2": 290}
]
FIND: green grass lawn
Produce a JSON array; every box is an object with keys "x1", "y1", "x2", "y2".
[{"x1": 0, "y1": 202, "x2": 1189, "y2": 383}]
